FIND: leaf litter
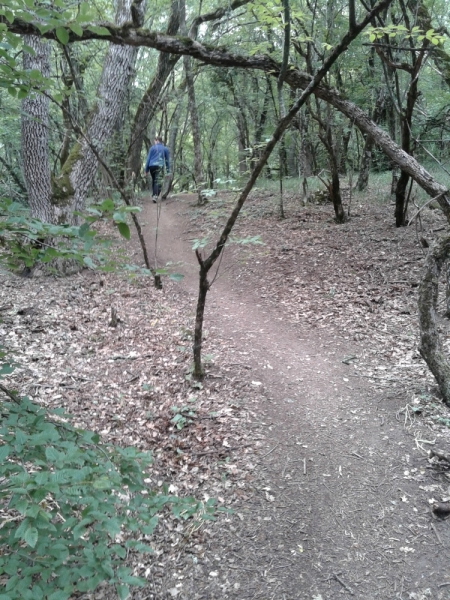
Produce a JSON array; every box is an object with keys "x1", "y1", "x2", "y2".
[{"x1": 2, "y1": 188, "x2": 450, "y2": 598}]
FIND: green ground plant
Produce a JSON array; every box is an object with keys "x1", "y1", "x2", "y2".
[{"x1": 0, "y1": 384, "x2": 213, "y2": 600}]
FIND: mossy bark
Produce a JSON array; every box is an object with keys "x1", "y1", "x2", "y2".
[{"x1": 418, "y1": 236, "x2": 450, "y2": 403}]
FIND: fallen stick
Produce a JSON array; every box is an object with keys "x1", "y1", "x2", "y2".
[
  {"x1": 431, "y1": 522, "x2": 443, "y2": 545},
  {"x1": 333, "y1": 573, "x2": 354, "y2": 596}
]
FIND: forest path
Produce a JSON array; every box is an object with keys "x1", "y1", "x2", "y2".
[{"x1": 143, "y1": 194, "x2": 450, "y2": 600}]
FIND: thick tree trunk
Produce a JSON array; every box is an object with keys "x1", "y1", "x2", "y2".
[
  {"x1": 338, "y1": 125, "x2": 351, "y2": 175},
  {"x1": 52, "y1": 0, "x2": 145, "y2": 223},
  {"x1": 21, "y1": 36, "x2": 53, "y2": 222},
  {"x1": 418, "y1": 236, "x2": 450, "y2": 403}
]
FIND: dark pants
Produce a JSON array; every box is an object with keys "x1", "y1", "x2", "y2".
[{"x1": 149, "y1": 166, "x2": 163, "y2": 197}]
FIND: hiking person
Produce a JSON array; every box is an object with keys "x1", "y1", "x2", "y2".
[{"x1": 144, "y1": 136, "x2": 170, "y2": 201}]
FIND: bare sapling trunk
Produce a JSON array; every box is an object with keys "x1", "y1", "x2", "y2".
[
  {"x1": 330, "y1": 154, "x2": 345, "y2": 223},
  {"x1": 312, "y1": 101, "x2": 347, "y2": 223},
  {"x1": 418, "y1": 235, "x2": 450, "y2": 403},
  {"x1": 356, "y1": 88, "x2": 385, "y2": 191},
  {"x1": 192, "y1": 0, "x2": 392, "y2": 377},
  {"x1": 276, "y1": 0, "x2": 290, "y2": 220}
]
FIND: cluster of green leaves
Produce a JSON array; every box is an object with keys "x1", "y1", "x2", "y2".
[
  {"x1": 367, "y1": 24, "x2": 445, "y2": 46},
  {"x1": 0, "y1": 29, "x2": 50, "y2": 98},
  {"x1": 0, "y1": 389, "x2": 214, "y2": 600},
  {"x1": 0, "y1": 0, "x2": 111, "y2": 99},
  {"x1": 170, "y1": 400, "x2": 197, "y2": 430},
  {"x1": 0, "y1": 197, "x2": 137, "y2": 272},
  {"x1": 0, "y1": 0, "x2": 111, "y2": 38}
]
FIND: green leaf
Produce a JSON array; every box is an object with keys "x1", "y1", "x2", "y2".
[
  {"x1": 48, "y1": 591, "x2": 71, "y2": 600},
  {"x1": 0, "y1": 444, "x2": 10, "y2": 463},
  {"x1": 45, "y1": 446, "x2": 60, "y2": 462},
  {"x1": 55, "y1": 27, "x2": 69, "y2": 45},
  {"x1": 78, "y1": 223, "x2": 90, "y2": 238},
  {"x1": 169, "y1": 273, "x2": 184, "y2": 282},
  {"x1": 117, "y1": 222, "x2": 130, "y2": 240},
  {"x1": 100, "y1": 198, "x2": 115, "y2": 212},
  {"x1": 0, "y1": 363, "x2": 15, "y2": 376},
  {"x1": 87, "y1": 25, "x2": 110, "y2": 36},
  {"x1": 116, "y1": 585, "x2": 130, "y2": 600},
  {"x1": 23, "y1": 526, "x2": 38, "y2": 548},
  {"x1": 68, "y1": 22, "x2": 83, "y2": 37}
]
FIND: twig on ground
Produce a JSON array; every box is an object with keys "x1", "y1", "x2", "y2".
[
  {"x1": 431, "y1": 522, "x2": 443, "y2": 545},
  {"x1": 0, "y1": 383, "x2": 20, "y2": 404},
  {"x1": 332, "y1": 572, "x2": 355, "y2": 596},
  {"x1": 261, "y1": 443, "x2": 280, "y2": 458}
]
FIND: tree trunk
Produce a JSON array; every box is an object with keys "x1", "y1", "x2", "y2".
[
  {"x1": 446, "y1": 262, "x2": 450, "y2": 319},
  {"x1": 394, "y1": 57, "x2": 422, "y2": 226},
  {"x1": 356, "y1": 87, "x2": 385, "y2": 190},
  {"x1": 237, "y1": 112, "x2": 248, "y2": 177},
  {"x1": 53, "y1": 0, "x2": 145, "y2": 223},
  {"x1": 330, "y1": 153, "x2": 345, "y2": 223},
  {"x1": 21, "y1": 36, "x2": 53, "y2": 222},
  {"x1": 312, "y1": 100, "x2": 347, "y2": 223},
  {"x1": 193, "y1": 260, "x2": 209, "y2": 379},
  {"x1": 297, "y1": 110, "x2": 313, "y2": 177},
  {"x1": 357, "y1": 135, "x2": 374, "y2": 191},
  {"x1": 126, "y1": 0, "x2": 182, "y2": 182},
  {"x1": 184, "y1": 55, "x2": 204, "y2": 202},
  {"x1": 418, "y1": 235, "x2": 450, "y2": 403}
]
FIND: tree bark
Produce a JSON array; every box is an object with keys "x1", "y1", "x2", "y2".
[
  {"x1": 52, "y1": 0, "x2": 145, "y2": 223},
  {"x1": 21, "y1": 36, "x2": 53, "y2": 222},
  {"x1": 418, "y1": 235, "x2": 450, "y2": 403},
  {"x1": 356, "y1": 86, "x2": 385, "y2": 191},
  {"x1": 184, "y1": 55, "x2": 204, "y2": 201}
]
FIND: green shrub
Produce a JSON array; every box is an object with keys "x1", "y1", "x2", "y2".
[{"x1": 0, "y1": 387, "x2": 212, "y2": 600}]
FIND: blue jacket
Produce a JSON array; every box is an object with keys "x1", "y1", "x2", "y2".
[{"x1": 145, "y1": 143, "x2": 170, "y2": 173}]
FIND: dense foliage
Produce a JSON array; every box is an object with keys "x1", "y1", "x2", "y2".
[{"x1": 0, "y1": 386, "x2": 213, "y2": 600}]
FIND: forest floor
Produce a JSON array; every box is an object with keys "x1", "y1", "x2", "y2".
[{"x1": 2, "y1": 185, "x2": 450, "y2": 599}]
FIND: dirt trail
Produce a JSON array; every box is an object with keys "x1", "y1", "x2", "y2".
[{"x1": 144, "y1": 195, "x2": 450, "y2": 600}]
